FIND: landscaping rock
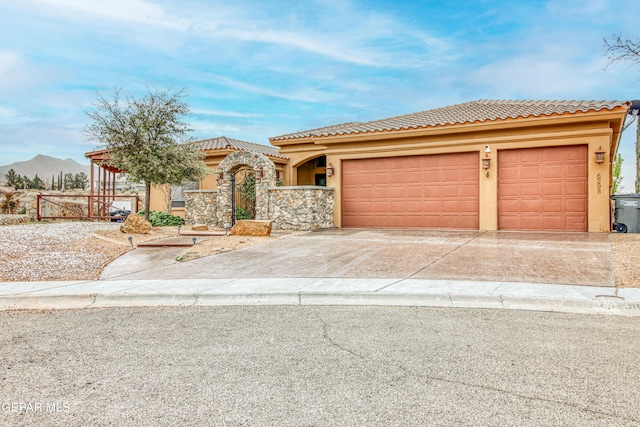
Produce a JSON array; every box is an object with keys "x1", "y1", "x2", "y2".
[
  {"x1": 191, "y1": 224, "x2": 209, "y2": 231},
  {"x1": 120, "y1": 215, "x2": 152, "y2": 234},
  {"x1": 231, "y1": 220, "x2": 272, "y2": 236},
  {"x1": 0, "y1": 214, "x2": 30, "y2": 226}
]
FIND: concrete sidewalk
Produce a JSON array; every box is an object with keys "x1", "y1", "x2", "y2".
[{"x1": 1, "y1": 277, "x2": 639, "y2": 316}]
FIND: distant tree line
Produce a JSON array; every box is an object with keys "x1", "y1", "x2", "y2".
[{"x1": 4, "y1": 168, "x2": 89, "y2": 191}]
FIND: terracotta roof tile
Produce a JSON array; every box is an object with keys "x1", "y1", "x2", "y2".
[
  {"x1": 270, "y1": 100, "x2": 629, "y2": 141},
  {"x1": 191, "y1": 136, "x2": 288, "y2": 159}
]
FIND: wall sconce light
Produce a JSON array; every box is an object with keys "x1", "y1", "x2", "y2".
[
  {"x1": 482, "y1": 155, "x2": 491, "y2": 177},
  {"x1": 217, "y1": 171, "x2": 224, "y2": 181},
  {"x1": 594, "y1": 146, "x2": 606, "y2": 164},
  {"x1": 326, "y1": 163, "x2": 335, "y2": 177},
  {"x1": 482, "y1": 155, "x2": 491, "y2": 170},
  {"x1": 254, "y1": 165, "x2": 264, "y2": 180},
  {"x1": 482, "y1": 145, "x2": 491, "y2": 177}
]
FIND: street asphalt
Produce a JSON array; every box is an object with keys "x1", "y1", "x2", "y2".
[{"x1": 1, "y1": 306, "x2": 639, "y2": 426}]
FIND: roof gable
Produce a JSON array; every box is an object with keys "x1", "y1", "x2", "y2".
[
  {"x1": 192, "y1": 136, "x2": 288, "y2": 159},
  {"x1": 270, "y1": 100, "x2": 629, "y2": 141}
]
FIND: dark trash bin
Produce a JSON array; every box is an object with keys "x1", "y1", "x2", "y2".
[{"x1": 611, "y1": 194, "x2": 640, "y2": 233}]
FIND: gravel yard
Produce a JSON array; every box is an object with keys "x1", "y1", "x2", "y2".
[
  {"x1": 0, "y1": 222, "x2": 127, "y2": 282},
  {"x1": 0, "y1": 221, "x2": 639, "y2": 287},
  {"x1": 609, "y1": 233, "x2": 640, "y2": 288},
  {"x1": 0, "y1": 221, "x2": 284, "y2": 282}
]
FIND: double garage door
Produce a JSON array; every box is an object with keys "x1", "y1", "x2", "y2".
[
  {"x1": 341, "y1": 145, "x2": 587, "y2": 231},
  {"x1": 342, "y1": 152, "x2": 479, "y2": 229}
]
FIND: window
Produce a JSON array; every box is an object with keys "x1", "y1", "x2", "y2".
[{"x1": 170, "y1": 181, "x2": 198, "y2": 207}]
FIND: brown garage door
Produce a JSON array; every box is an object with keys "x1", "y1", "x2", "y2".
[
  {"x1": 498, "y1": 145, "x2": 587, "y2": 231},
  {"x1": 342, "y1": 153, "x2": 479, "y2": 228}
]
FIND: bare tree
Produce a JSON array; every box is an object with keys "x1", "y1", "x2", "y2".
[
  {"x1": 604, "y1": 35, "x2": 640, "y2": 192},
  {"x1": 604, "y1": 35, "x2": 640, "y2": 65}
]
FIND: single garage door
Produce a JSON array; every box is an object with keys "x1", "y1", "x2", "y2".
[
  {"x1": 342, "y1": 152, "x2": 479, "y2": 228},
  {"x1": 498, "y1": 145, "x2": 588, "y2": 231}
]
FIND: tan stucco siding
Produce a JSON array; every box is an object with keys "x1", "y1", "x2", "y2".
[
  {"x1": 149, "y1": 185, "x2": 168, "y2": 212},
  {"x1": 277, "y1": 115, "x2": 624, "y2": 232}
]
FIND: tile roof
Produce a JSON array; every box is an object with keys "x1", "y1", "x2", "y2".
[
  {"x1": 270, "y1": 100, "x2": 629, "y2": 141},
  {"x1": 191, "y1": 136, "x2": 288, "y2": 159}
]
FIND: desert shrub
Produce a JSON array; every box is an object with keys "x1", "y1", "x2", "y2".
[
  {"x1": 137, "y1": 209, "x2": 185, "y2": 227},
  {"x1": 1, "y1": 192, "x2": 17, "y2": 214}
]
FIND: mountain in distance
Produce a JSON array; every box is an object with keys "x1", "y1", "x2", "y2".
[{"x1": 0, "y1": 154, "x2": 90, "y2": 181}]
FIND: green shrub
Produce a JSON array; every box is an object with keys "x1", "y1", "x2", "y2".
[
  {"x1": 235, "y1": 207, "x2": 251, "y2": 220},
  {"x1": 137, "y1": 209, "x2": 185, "y2": 227}
]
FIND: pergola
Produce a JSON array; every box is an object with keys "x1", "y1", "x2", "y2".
[{"x1": 84, "y1": 148, "x2": 124, "y2": 218}]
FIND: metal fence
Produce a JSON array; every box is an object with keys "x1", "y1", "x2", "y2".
[{"x1": 37, "y1": 194, "x2": 140, "y2": 221}]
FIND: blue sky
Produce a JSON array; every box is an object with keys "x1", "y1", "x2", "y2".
[{"x1": 1, "y1": 0, "x2": 639, "y2": 189}]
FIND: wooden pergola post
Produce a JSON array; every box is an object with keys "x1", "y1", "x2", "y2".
[{"x1": 85, "y1": 149, "x2": 123, "y2": 221}]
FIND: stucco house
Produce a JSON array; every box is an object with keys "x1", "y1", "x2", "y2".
[
  {"x1": 96, "y1": 99, "x2": 630, "y2": 232},
  {"x1": 149, "y1": 136, "x2": 289, "y2": 216},
  {"x1": 270, "y1": 100, "x2": 630, "y2": 232}
]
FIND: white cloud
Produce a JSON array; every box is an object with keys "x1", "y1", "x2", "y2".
[
  {"x1": 0, "y1": 51, "x2": 22, "y2": 77},
  {"x1": 214, "y1": 27, "x2": 381, "y2": 67},
  {"x1": 190, "y1": 108, "x2": 263, "y2": 118},
  {"x1": 204, "y1": 73, "x2": 337, "y2": 104},
  {"x1": 0, "y1": 105, "x2": 38, "y2": 124},
  {"x1": 189, "y1": 1, "x2": 452, "y2": 69},
  {"x1": 0, "y1": 50, "x2": 64, "y2": 94},
  {"x1": 22, "y1": 0, "x2": 189, "y2": 30},
  {"x1": 9, "y1": 0, "x2": 452, "y2": 70},
  {"x1": 468, "y1": 55, "x2": 612, "y2": 98}
]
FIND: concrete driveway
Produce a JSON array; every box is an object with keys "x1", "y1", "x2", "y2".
[{"x1": 101, "y1": 229, "x2": 614, "y2": 287}]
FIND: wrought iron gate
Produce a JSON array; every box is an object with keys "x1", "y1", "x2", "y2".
[{"x1": 231, "y1": 167, "x2": 256, "y2": 225}]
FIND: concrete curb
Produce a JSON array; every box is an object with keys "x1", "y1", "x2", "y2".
[{"x1": 1, "y1": 288, "x2": 639, "y2": 316}]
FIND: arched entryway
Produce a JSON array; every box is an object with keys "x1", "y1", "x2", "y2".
[
  {"x1": 232, "y1": 167, "x2": 256, "y2": 223},
  {"x1": 296, "y1": 155, "x2": 327, "y2": 186},
  {"x1": 215, "y1": 151, "x2": 277, "y2": 227}
]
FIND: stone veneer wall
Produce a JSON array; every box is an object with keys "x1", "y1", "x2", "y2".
[
  {"x1": 267, "y1": 186, "x2": 334, "y2": 231},
  {"x1": 215, "y1": 151, "x2": 277, "y2": 228},
  {"x1": 184, "y1": 190, "x2": 218, "y2": 226}
]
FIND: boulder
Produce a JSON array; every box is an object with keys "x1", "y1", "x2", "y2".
[
  {"x1": 231, "y1": 220, "x2": 272, "y2": 236},
  {"x1": 191, "y1": 224, "x2": 209, "y2": 231},
  {"x1": 120, "y1": 214, "x2": 152, "y2": 234}
]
